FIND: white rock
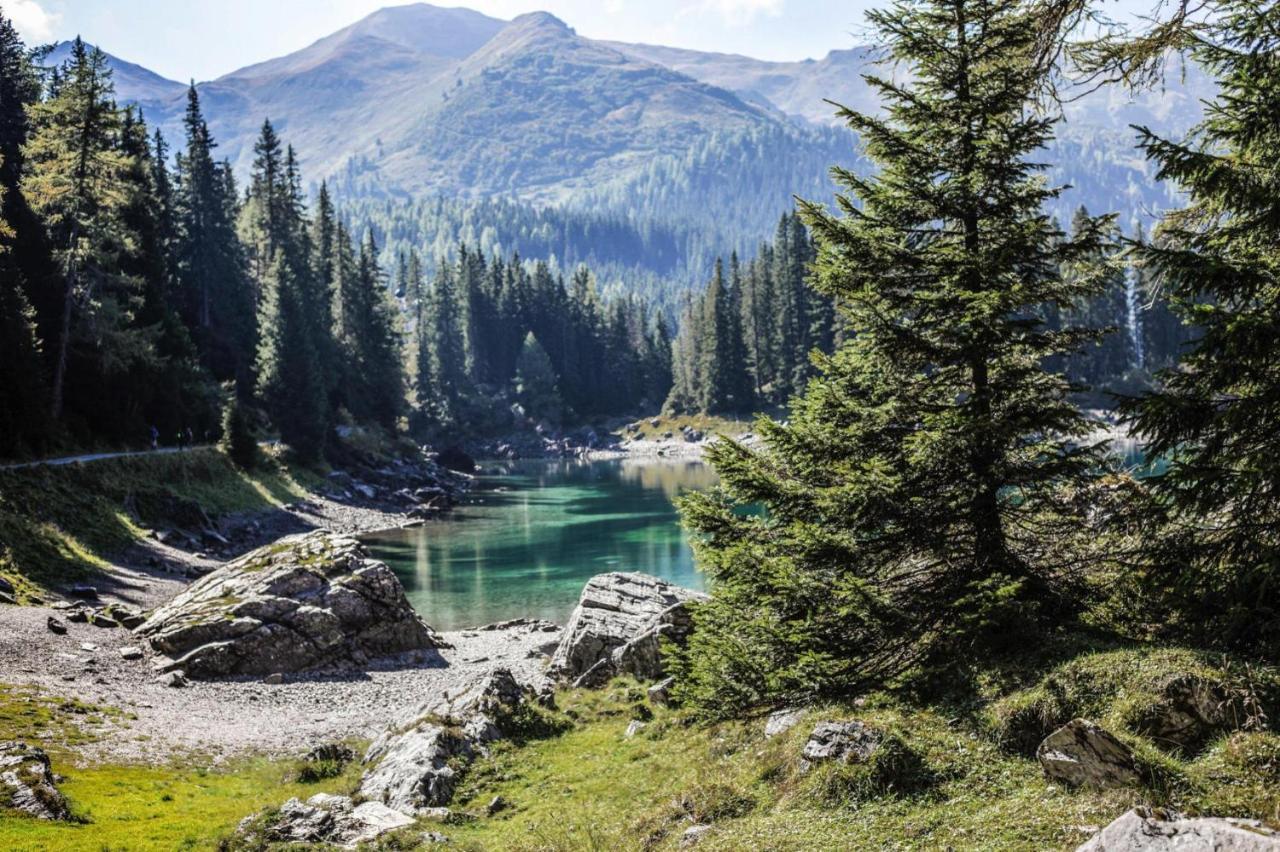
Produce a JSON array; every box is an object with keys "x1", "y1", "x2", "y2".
[{"x1": 1076, "y1": 807, "x2": 1280, "y2": 851}]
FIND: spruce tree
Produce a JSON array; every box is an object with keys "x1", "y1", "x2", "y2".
[
  {"x1": 23, "y1": 39, "x2": 136, "y2": 423},
  {"x1": 175, "y1": 85, "x2": 254, "y2": 385},
  {"x1": 674, "y1": 0, "x2": 1111, "y2": 715},
  {"x1": 0, "y1": 155, "x2": 47, "y2": 456},
  {"x1": 514, "y1": 332, "x2": 563, "y2": 425},
  {"x1": 1123, "y1": 1, "x2": 1280, "y2": 655}
]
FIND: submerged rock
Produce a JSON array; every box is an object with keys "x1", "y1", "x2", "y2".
[
  {"x1": 1038, "y1": 719, "x2": 1140, "y2": 789},
  {"x1": 137, "y1": 531, "x2": 438, "y2": 678},
  {"x1": 0, "y1": 742, "x2": 71, "y2": 821},
  {"x1": 1076, "y1": 807, "x2": 1280, "y2": 851},
  {"x1": 550, "y1": 572, "x2": 706, "y2": 687}
]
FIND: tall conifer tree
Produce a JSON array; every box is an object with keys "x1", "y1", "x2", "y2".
[
  {"x1": 1123, "y1": 1, "x2": 1280, "y2": 655},
  {"x1": 674, "y1": 0, "x2": 1111, "y2": 715}
]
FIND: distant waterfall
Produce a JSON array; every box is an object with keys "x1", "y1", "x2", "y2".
[{"x1": 1125, "y1": 266, "x2": 1145, "y2": 370}]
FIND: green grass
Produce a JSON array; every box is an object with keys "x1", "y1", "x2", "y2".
[
  {"x1": 0, "y1": 681, "x2": 363, "y2": 852},
  {"x1": 0, "y1": 447, "x2": 326, "y2": 598},
  {"x1": 5, "y1": 645, "x2": 1280, "y2": 850},
  {"x1": 622, "y1": 413, "x2": 766, "y2": 444}
]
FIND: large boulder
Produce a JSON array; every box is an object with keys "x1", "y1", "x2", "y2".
[
  {"x1": 0, "y1": 742, "x2": 71, "y2": 821},
  {"x1": 1133, "y1": 675, "x2": 1234, "y2": 752},
  {"x1": 550, "y1": 572, "x2": 706, "y2": 687},
  {"x1": 1076, "y1": 807, "x2": 1280, "y2": 851},
  {"x1": 360, "y1": 669, "x2": 526, "y2": 815},
  {"x1": 1038, "y1": 719, "x2": 1141, "y2": 789},
  {"x1": 137, "y1": 532, "x2": 438, "y2": 678}
]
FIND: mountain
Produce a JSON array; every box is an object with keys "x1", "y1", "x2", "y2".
[
  {"x1": 64, "y1": 3, "x2": 1210, "y2": 283},
  {"x1": 47, "y1": 40, "x2": 186, "y2": 105}
]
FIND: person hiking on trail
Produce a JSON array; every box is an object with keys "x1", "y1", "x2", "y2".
[
  {"x1": 149, "y1": 425, "x2": 159, "y2": 450},
  {"x1": 176, "y1": 427, "x2": 186, "y2": 451},
  {"x1": 186, "y1": 427, "x2": 195, "y2": 449}
]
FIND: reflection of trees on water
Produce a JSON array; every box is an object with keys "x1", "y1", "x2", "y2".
[{"x1": 617, "y1": 459, "x2": 718, "y2": 500}]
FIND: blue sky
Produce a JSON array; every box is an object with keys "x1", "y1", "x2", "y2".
[{"x1": 7, "y1": 0, "x2": 1154, "y2": 82}]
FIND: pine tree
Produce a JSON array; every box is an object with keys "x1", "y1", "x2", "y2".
[
  {"x1": 1122, "y1": 1, "x2": 1280, "y2": 655},
  {"x1": 255, "y1": 255, "x2": 326, "y2": 461},
  {"x1": 337, "y1": 231, "x2": 404, "y2": 430},
  {"x1": 23, "y1": 39, "x2": 137, "y2": 424},
  {"x1": 0, "y1": 154, "x2": 47, "y2": 457},
  {"x1": 175, "y1": 84, "x2": 254, "y2": 385},
  {"x1": 673, "y1": 0, "x2": 1111, "y2": 715},
  {"x1": 514, "y1": 332, "x2": 563, "y2": 424}
]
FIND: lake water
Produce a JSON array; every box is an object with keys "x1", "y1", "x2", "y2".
[{"x1": 362, "y1": 458, "x2": 715, "y2": 631}]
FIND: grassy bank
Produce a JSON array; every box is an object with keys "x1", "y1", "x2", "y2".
[
  {"x1": 0, "y1": 447, "x2": 325, "y2": 600},
  {"x1": 423, "y1": 649, "x2": 1279, "y2": 850},
  {"x1": 1, "y1": 644, "x2": 1277, "y2": 850}
]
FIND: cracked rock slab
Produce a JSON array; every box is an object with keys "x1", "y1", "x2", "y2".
[
  {"x1": 137, "y1": 531, "x2": 437, "y2": 678},
  {"x1": 550, "y1": 572, "x2": 706, "y2": 685},
  {"x1": 1076, "y1": 807, "x2": 1280, "y2": 851}
]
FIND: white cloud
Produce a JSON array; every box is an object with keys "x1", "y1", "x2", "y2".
[
  {"x1": 694, "y1": 0, "x2": 785, "y2": 26},
  {"x1": 6, "y1": 0, "x2": 60, "y2": 42}
]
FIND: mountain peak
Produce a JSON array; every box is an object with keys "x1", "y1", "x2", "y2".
[{"x1": 508, "y1": 11, "x2": 574, "y2": 35}]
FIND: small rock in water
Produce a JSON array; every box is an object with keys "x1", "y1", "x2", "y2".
[{"x1": 263, "y1": 673, "x2": 285, "y2": 685}]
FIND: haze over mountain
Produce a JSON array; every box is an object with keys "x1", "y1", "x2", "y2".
[{"x1": 53, "y1": 2, "x2": 1208, "y2": 278}]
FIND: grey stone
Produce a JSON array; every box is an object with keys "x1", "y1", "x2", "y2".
[
  {"x1": 648, "y1": 677, "x2": 675, "y2": 706},
  {"x1": 1038, "y1": 719, "x2": 1141, "y2": 789},
  {"x1": 765, "y1": 708, "x2": 805, "y2": 739},
  {"x1": 118, "y1": 646, "x2": 143, "y2": 661},
  {"x1": 625, "y1": 720, "x2": 647, "y2": 738},
  {"x1": 239, "y1": 793, "x2": 414, "y2": 848},
  {"x1": 360, "y1": 669, "x2": 525, "y2": 815},
  {"x1": 1136, "y1": 676, "x2": 1234, "y2": 751},
  {"x1": 45, "y1": 617, "x2": 66, "y2": 635},
  {"x1": 801, "y1": 721, "x2": 882, "y2": 767},
  {"x1": 137, "y1": 532, "x2": 438, "y2": 678},
  {"x1": 0, "y1": 742, "x2": 71, "y2": 820},
  {"x1": 550, "y1": 572, "x2": 706, "y2": 687},
  {"x1": 682, "y1": 825, "x2": 713, "y2": 846},
  {"x1": 156, "y1": 670, "x2": 189, "y2": 688},
  {"x1": 1076, "y1": 807, "x2": 1280, "y2": 851},
  {"x1": 263, "y1": 673, "x2": 284, "y2": 685}
]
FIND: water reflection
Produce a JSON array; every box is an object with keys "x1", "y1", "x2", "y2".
[{"x1": 363, "y1": 459, "x2": 713, "y2": 630}]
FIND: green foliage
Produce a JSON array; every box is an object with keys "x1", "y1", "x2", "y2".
[
  {"x1": 1122, "y1": 1, "x2": 1280, "y2": 660},
  {"x1": 513, "y1": 332, "x2": 564, "y2": 425},
  {"x1": 219, "y1": 385, "x2": 258, "y2": 470},
  {"x1": 674, "y1": 0, "x2": 1115, "y2": 719}
]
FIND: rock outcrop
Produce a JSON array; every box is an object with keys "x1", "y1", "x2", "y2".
[
  {"x1": 236, "y1": 793, "x2": 415, "y2": 848},
  {"x1": 1076, "y1": 807, "x2": 1280, "y2": 851},
  {"x1": 1038, "y1": 719, "x2": 1141, "y2": 789},
  {"x1": 550, "y1": 572, "x2": 706, "y2": 688},
  {"x1": 137, "y1": 532, "x2": 437, "y2": 678},
  {"x1": 0, "y1": 742, "x2": 70, "y2": 820},
  {"x1": 359, "y1": 669, "x2": 526, "y2": 815}
]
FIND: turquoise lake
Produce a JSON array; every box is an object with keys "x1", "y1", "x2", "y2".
[{"x1": 362, "y1": 459, "x2": 715, "y2": 631}]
